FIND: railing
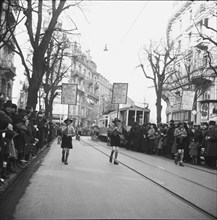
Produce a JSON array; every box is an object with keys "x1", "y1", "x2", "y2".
[
  {"x1": 86, "y1": 79, "x2": 94, "y2": 86},
  {"x1": 88, "y1": 91, "x2": 99, "y2": 100},
  {"x1": 94, "y1": 83, "x2": 99, "y2": 89},
  {"x1": 71, "y1": 70, "x2": 85, "y2": 79},
  {"x1": 0, "y1": 58, "x2": 16, "y2": 74}
]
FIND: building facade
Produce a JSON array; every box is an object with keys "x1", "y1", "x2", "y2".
[
  {"x1": 163, "y1": 1, "x2": 217, "y2": 124},
  {"x1": 0, "y1": 0, "x2": 17, "y2": 102},
  {"x1": 52, "y1": 41, "x2": 135, "y2": 127}
]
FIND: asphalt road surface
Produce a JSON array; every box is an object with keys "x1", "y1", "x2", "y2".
[{"x1": 0, "y1": 136, "x2": 216, "y2": 219}]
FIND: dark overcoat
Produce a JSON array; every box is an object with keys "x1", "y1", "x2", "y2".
[{"x1": 206, "y1": 126, "x2": 217, "y2": 157}]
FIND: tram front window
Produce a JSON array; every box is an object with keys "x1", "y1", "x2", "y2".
[
  {"x1": 136, "y1": 111, "x2": 143, "y2": 124},
  {"x1": 128, "y1": 110, "x2": 135, "y2": 126}
]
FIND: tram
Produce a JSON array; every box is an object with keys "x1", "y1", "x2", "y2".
[{"x1": 97, "y1": 105, "x2": 150, "y2": 140}]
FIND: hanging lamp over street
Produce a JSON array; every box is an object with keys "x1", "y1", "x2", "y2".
[{"x1": 104, "y1": 44, "x2": 108, "y2": 52}]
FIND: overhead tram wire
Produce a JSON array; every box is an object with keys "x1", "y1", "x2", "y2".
[{"x1": 114, "y1": 2, "x2": 149, "y2": 54}]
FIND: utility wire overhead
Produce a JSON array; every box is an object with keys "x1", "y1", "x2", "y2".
[{"x1": 114, "y1": 2, "x2": 148, "y2": 54}]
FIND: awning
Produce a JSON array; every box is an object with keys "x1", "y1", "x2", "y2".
[{"x1": 199, "y1": 99, "x2": 217, "y2": 103}]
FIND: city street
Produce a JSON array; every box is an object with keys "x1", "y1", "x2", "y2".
[{"x1": 0, "y1": 137, "x2": 216, "y2": 220}]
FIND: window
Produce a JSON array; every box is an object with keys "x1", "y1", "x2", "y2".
[
  {"x1": 178, "y1": 40, "x2": 181, "y2": 53},
  {"x1": 204, "y1": 91, "x2": 210, "y2": 100},
  {"x1": 203, "y1": 54, "x2": 208, "y2": 67},
  {"x1": 128, "y1": 110, "x2": 135, "y2": 126},
  {"x1": 179, "y1": 19, "x2": 182, "y2": 32},
  {"x1": 204, "y1": 18, "x2": 208, "y2": 27},
  {"x1": 189, "y1": 9, "x2": 192, "y2": 23},
  {"x1": 187, "y1": 58, "x2": 191, "y2": 73},
  {"x1": 188, "y1": 32, "x2": 191, "y2": 48},
  {"x1": 197, "y1": 20, "x2": 203, "y2": 33},
  {"x1": 136, "y1": 111, "x2": 143, "y2": 125}
]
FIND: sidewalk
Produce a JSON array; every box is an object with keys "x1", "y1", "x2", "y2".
[{"x1": 0, "y1": 142, "x2": 52, "y2": 198}]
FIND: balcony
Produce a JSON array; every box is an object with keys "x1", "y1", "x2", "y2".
[
  {"x1": 0, "y1": 58, "x2": 16, "y2": 78},
  {"x1": 77, "y1": 85, "x2": 85, "y2": 93},
  {"x1": 94, "y1": 83, "x2": 99, "y2": 90},
  {"x1": 71, "y1": 70, "x2": 85, "y2": 79},
  {"x1": 87, "y1": 92, "x2": 99, "y2": 100},
  {"x1": 86, "y1": 79, "x2": 94, "y2": 86}
]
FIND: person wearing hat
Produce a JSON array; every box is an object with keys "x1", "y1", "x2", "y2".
[
  {"x1": 174, "y1": 121, "x2": 187, "y2": 166},
  {"x1": 109, "y1": 118, "x2": 122, "y2": 165},
  {"x1": 205, "y1": 121, "x2": 217, "y2": 169},
  {"x1": 61, "y1": 118, "x2": 75, "y2": 165}
]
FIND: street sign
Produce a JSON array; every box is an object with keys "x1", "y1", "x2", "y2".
[
  {"x1": 111, "y1": 83, "x2": 128, "y2": 104},
  {"x1": 61, "y1": 83, "x2": 78, "y2": 105},
  {"x1": 181, "y1": 90, "x2": 195, "y2": 111}
]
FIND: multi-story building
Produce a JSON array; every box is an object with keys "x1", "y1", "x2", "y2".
[
  {"x1": 163, "y1": 1, "x2": 217, "y2": 124},
  {"x1": 52, "y1": 41, "x2": 135, "y2": 126},
  {"x1": 0, "y1": 0, "x2": 17, "y2": 101}
]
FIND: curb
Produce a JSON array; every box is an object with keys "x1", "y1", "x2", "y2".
[{"x1": 0, "y1": 141, "x2": 53, "y2": 198}]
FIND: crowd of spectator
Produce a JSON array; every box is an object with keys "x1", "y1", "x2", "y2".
[
  {"x1": 115, "y1": 119, "x2": 217, "y2": 169},
  {"x1": 0, "y1": 96, "x2": 57, "y2": 185}
]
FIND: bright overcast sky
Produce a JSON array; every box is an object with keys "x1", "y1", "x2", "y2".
[
  {"x1": 64, "y1": 1, "x2": 174, "y2": 122},
  {"x1": 14, "y1": 1, "x2": 174, "y2": 123}
]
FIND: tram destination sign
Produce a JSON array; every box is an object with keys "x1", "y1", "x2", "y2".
[
  {"x1": 112, "y1": 83, "x2": 128, "y2": 104},
  {"x1": 61, "y1": 83, "x2": 78, "y2": 105}
]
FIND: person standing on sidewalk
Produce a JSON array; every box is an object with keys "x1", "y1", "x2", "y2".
[
  {"x1": 109, "y1": 118, "x2": 122, "y2": 165},
  {"x1": 61, "y1": 118, "x2": 75, "y2": 165},
  {"x1": 205, "y1": 121, "x2": 217, "y2": 169}
]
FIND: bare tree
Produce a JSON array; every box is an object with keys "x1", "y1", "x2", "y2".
[
  {"x1": 164, "y1": 48, "x2": 214, "y2": 114},
  {"x1": 193, "y1": 1, "x2": 217, "y2": 76},
  {"x1": 137, "y1": 40, "x2": 177, "y2": 124},
  {"x1": 4, "y1": 0, "x2": 82, "y2": 109},
  {"x1": 41, "y1": 33, "x2": 73, "y2": 119}
]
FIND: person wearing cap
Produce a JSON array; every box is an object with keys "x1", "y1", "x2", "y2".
[
  {"x1": 205, "y1": 121, "x2": 217, "y2": 169},
  {"x1": 61, "y1": 118, "x2": 75, "y2": 165},
  {"x1": 109, "y1": 118, "x2": 122, "y2": 165}
]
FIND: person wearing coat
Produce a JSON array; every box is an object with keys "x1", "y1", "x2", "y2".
[
  {"x1": 0, "y1": 109, "x2": 13, "y2": 181},
  {"x1": 205, "y1": 121, "x2": 217, "y2": 169},
  {"x1": 164, "y1": 120, "x2": 175, "y2": 159},
  {"x1": 194, "y1": 124, "x2": 203, "y2": 165}
]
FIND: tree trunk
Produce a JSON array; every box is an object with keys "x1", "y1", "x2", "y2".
[
  {"x1": 27, "y1": 82, "x2": 39, "y2": 109},
  {"x1": 27, "y1": 52, "x2": 44, "y2": 109},
  {"x1": 156, "y1": 90, "x2": 162, "y2": 124},
  {"x1": 45, "y1": 93, "x2": 55, "y2": 119}
]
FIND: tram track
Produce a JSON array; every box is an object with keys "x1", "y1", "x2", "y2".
[{"x1": 81, "y1": 139, "x2": 217, "y2": 220}]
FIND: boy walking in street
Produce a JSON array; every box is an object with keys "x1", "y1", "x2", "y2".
[{"x1": 109, "y1": 127, "x2": 121, "y2": 165}]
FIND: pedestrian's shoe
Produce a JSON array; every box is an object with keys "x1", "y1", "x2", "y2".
[
  {"x1": 64, "y1": 162, "x2": 68, "y2": 165},
  {"x1": 174, "y1": 157, "x2": 178, "y2": 165},
  {"x1": 0, "y1": 178, "x2": 5, "y2": 185},
  {"x1": 62, "y1": 156, "x2": 65, "y2": 162},
  {"x1": 109, "y1": 156, "x2": 112, "y2": 163},
  {"x1": 114, "y1": 161, "x2": 119, "y2": 165},
  {"x1": 179, "y1": 162, "x2": 184, "y2": 167}
]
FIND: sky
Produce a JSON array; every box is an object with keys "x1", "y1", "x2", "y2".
[{"x1": 13, "y1": 1, "x2": 174, "y2": 123}]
